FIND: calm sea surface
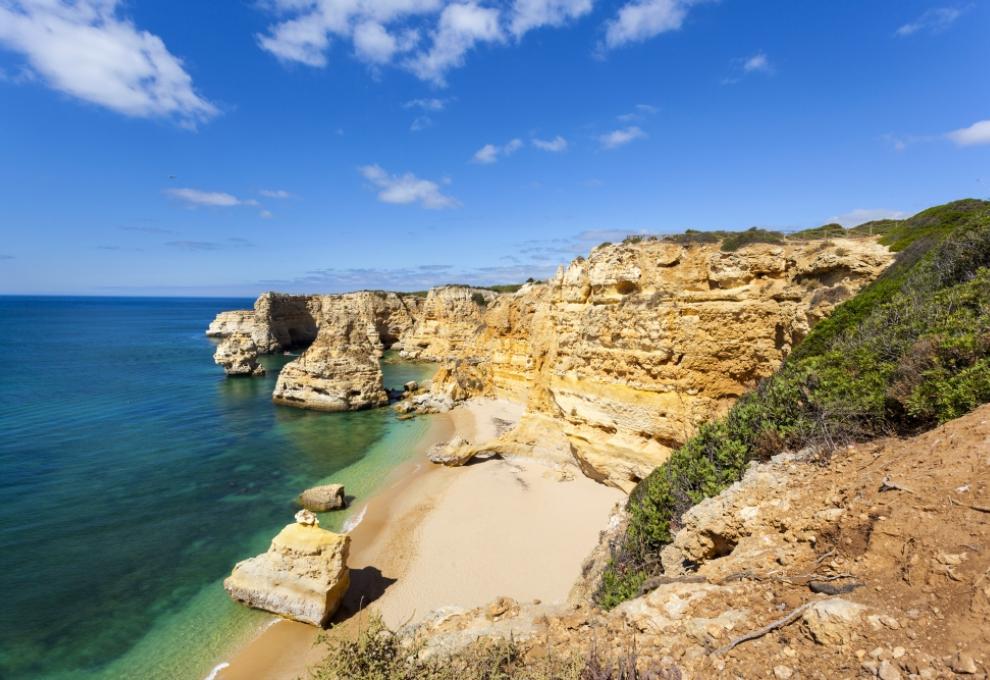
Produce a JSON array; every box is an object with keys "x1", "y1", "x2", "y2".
[{"x1": 0, "y1": 296, "x2": 435, "y2": 679}]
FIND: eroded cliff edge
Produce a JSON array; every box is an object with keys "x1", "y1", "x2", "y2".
[
  {"x1": 425, "y1": 238, "x2": 892, "y2": 489},
  {"x1": 207, "y1": 237, "x2": 891, "y2": 481}
]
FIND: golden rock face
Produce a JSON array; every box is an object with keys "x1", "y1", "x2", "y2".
[
  {"x1": 428, "y1": 238, "x2": 894, "y2": 490},
  {"x1": 224, "y1": 522, "x2": 351, "y2": 626}
]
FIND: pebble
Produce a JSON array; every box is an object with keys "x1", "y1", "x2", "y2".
[
  {"x1": 773, "y1": 665, "x2": 793, "y2": 679},
  {"x1": 892, "y1": 647, "x2": 906, "y2": 659},
  {"x1": 951, "y1": 653, "x2": 979, "y2": 674},
  {"x1": 878, "y1": 659, "x2": 902, "y2": 680}
]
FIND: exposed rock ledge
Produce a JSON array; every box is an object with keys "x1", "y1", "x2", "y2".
[
  {"x1": 224, "y1": 510, "x2": 350, "y2": 626},
  {"x1": 424, "y1": 238, "x2": 894, "y2": 489}
]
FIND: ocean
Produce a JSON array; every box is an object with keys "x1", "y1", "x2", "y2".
[{"x1": 0, "y1": 296, "x2": 436, "y2": 679}]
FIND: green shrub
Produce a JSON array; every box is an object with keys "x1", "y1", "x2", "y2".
[
  {"x1": 312, "y1": 612, "x2": 678, "y2": 680},
  {"x1": 789, "y1": 223, "x2": 847, "y2": 240},
  {"x1": 720, "y1": 227, "x2": 785, "y2": 251},
  {"x1": 661, "y1": 229, "x2": 724, "y2": 245},
  {"x1": 598, "y1": 199, "x2": 990, "y2": 608}
]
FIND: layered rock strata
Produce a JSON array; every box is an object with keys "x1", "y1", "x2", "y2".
[
  {"x1": 398, "y1": 286, "x2": 497, "y2": 361},
  {"x1": 224, "y1": 511, "x2": 350, "y2": 626},
  {"x1": 272, "y1": 311, "x2": 389, "y2": 412},
  {"x1": 270, "y1": 291, "x2": 423, "y2": 411},
  {"x1": 427, "y1": 239, "x2": 893, "y2": 489}
]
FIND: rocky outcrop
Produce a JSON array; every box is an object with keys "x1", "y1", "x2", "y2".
[
  {"x1": 399, "y1": 286, "x2": 497, "y2": 361},
  {"x1": 206, "y1": 291, "x2": 422, "y2": 375},
  {"x1": 299, "y1": 484, "x2": 346, "y2": 512},
  {"x1": 213, "y1": 332, "x2": 265, "y2": 376},
  {"x1": 272, "y1": 312, "x2": 389, "y2": 412},
  {"x1": 428, "y1": 238, "x2": 893, "y2": 489},
  {"x1": 224, "y1": 511, "x2": 350, "y2": 626},
  {"x1": 269, "y1": 291, "x2": 424, "y2": 411},
  {"x1": 397, "y1": 403, "x2": 990, "y2": 679}
]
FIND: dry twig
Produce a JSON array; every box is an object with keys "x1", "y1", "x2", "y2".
[
  {"x1": 950, "y1": 498, "x2": 990, "y2": 514},
  {"x1": 711, "y1": 603, "x2": 811, "y2": 656}
]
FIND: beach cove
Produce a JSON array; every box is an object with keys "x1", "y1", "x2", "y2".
[{"x1": 216, "y1": 397, "x2": 623, "y2": 680}]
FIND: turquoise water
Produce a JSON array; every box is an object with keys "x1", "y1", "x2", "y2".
[{"x1": 0, "y1": 297, "x2": 436, "y2": 680}]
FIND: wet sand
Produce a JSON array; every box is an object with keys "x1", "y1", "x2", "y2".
[{"x1": 216, "y1": 398, "x2": 621, "y2": 680}]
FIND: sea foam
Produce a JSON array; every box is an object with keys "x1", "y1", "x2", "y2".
[
  {"x1": 342, "y1": 505, "x2": 367, "y2": 533},
  {"x1": 204, "y1": 661, "x2": 229, "y2": 680}
]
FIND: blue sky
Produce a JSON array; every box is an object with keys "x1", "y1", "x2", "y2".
[{"x1": 0, "y1": 0, "x2": 988, "y2": 296}]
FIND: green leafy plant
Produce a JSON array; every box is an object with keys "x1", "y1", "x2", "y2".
[{"x1": 598, "y1": 199, "x2": 990, "y2": 608}]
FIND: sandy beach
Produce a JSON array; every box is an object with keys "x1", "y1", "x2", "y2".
[{"x1": 216, "y1": 397, "x2": 622, "y2": 680}]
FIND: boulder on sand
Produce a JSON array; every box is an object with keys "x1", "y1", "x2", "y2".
[
  {"x1": 223, "y1": 512, "x2": 350, "y2": 626},
  {"x1": 299, "y1": 484, "x2": 347, "y2": 512}
]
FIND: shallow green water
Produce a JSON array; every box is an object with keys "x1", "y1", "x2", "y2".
[{"x1": 0, "y1": 297, "x2": 435, "y2": 680}]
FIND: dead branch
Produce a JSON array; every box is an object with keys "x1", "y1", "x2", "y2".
[
  {"x1": 950, "y1": 498, "x2": 990, "y2": 514},
  {"x1": 879, "y1": 476, "x2": 915, "y2": 494},
  {"x1": 638, "y1": 574, "x2": 708, "y2": 595},
  {"x1": 711, "y1": 603, "x2": 811, "y2": 656}
]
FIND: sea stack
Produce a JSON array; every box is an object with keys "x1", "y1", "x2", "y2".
[{"x1": 223, "y1": 510, "x2": 350, "y2": 626}]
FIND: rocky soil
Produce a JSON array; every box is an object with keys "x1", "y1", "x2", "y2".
[{"x1": 402, "y1": 403, "x2": 990, "y2": 679}]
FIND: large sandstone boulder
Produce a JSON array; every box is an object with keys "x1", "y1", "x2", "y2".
[
  {"x1": 224, "y1": 513, "x2": 350, "y2": 626},
  {"x1": 299, "y1": 484, "x2": 347, "y2": 512},
  {"x1": 213, "y1": 332, "x2": 265, "y2": 376}
]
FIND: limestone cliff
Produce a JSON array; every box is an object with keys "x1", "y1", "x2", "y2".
[
  {"x1": 213, "y1": 332, "x2": 265, "y2": 376},
  {"x1": 428, "y1": 238, "x2": 893, "y2": 489},
  {"x1": 207, "y1": 290, "x2": 421, "y2": 383},
  {"x1": 399, "y1": 285, "x2": 497, "y2": 361},
  {"x1": 271, "y1": 291, "x2": 421, "y2": 411}
]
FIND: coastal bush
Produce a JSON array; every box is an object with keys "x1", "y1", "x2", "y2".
[
  {"x1": 598, "y1": 199, "x2": 990, "y2": 608},
  {"x1": 312, "y1": 613, "x2": 679, "y2": 679},
  {"x1": 789, "y1": 222, "x2": 847, "y2": 240},
  {"x1": 720, "y1": 227, "x2": 785, "y2": 251}
]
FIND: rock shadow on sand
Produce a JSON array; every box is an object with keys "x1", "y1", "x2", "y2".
[{"x1": 332, "y1": 566, "x2": 397, "y2": 622}]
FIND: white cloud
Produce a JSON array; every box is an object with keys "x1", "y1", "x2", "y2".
[
  {"x1": 259, "y1": 210, "x2": 274, "y2": 219},
  {"x1": 410, "y1": 115, "x2": 433, "y2": 131},
  {"x1": 407, "y1": 3, "x2": 503, "y2": 85},
  {"x1": 827, "y1": 208, "x2": 907, "y2": 228},
  {"x1": 166, "y1": 188, "x2": 248, "y2": 207},
  {"x1": 473, "y1": 143, "x2": 499, "y2": 164},
  {"x1": 260, "y1": 189, "x2": 293, "y2": 199},
  {"x1": 509, "y1": 0, "x2": 593, "y2": 38},
  {"x1": 598, "y1": 126, "x2": 646, "y2": 149},
  {"x1": 0, "y1": 0, "x2": 216, "y2": 126},
  {"x1": 352, "y1": 21, "x2": 400, "y2": 64},
  {"x1": 359, "y1": 164, "x2": 458, "y2": 209},
  {"x1": 617, "y1": 103, "x2": 657, "y2": 122},
  {"x1": 472, "y1": 138, "x2": 524, "y2": 163},
  {"x1": 165, "y1": 188, "x2": 269, "y2": 220},
  {"x1": 743, "y1": 51, "x2": 771, "y2": 73},
  {"x1": 602, "y1": 0, "x2": 701, "y2": 50},
  {"x1": 257, "y1": 0, "x2": 440, "y2": 69},
  {"x1": 532, "y1": 135, "x2": 568, "y2": 152},
  {"x1": 258, "y1": 0, "x2": 507, "y2": 85},
  {"x1": 404, "y1": 97, "x2": 449, "y2": 111},
  {"x1": 947, "y1": 119, "x2": 990, "y2": 147},
  {"x1": 895, "y1": 7, "x2": 964, "y2": 37}
]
